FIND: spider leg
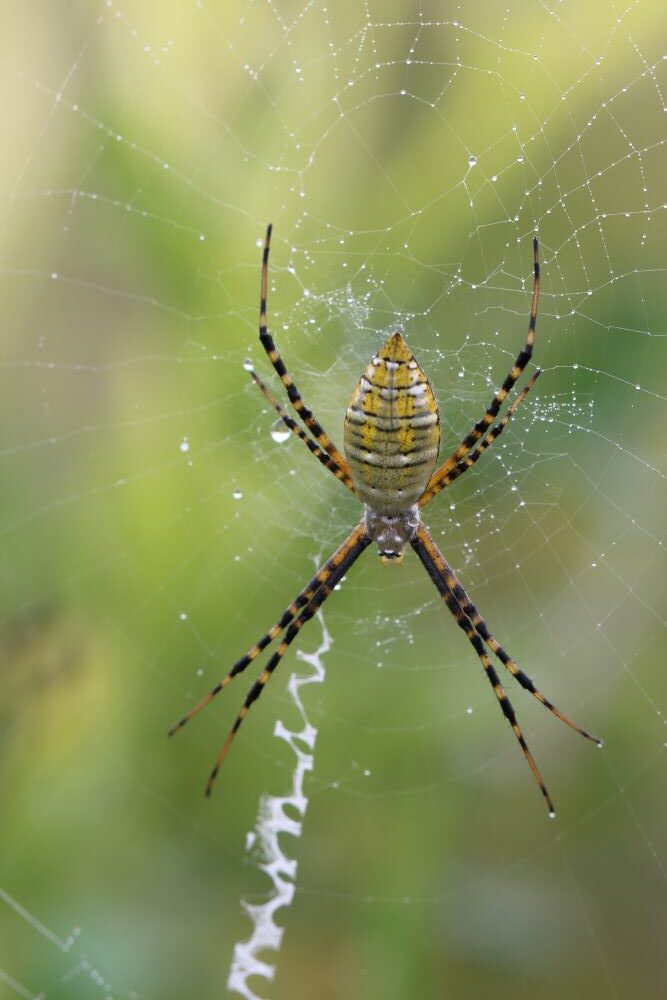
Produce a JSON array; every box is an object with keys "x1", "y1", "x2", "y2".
[
  {"x1": 420, "y1": 369, "x2": 541, "y2": 505},
  {"x1": 411, "y1": 523, "x2": 556, "y2": 815},
  {"x1": 421, "y1": 238, "x2": 540, "y2": 503},
  {"x1": 259, "y1": 224, "x2": 352, "y2": 475},
  {"x1": 168, "y1": 523, "x2": 369, "y2": 737},
  {"x1": 413, "y1": 525, "x2": 601, "y2": 746},
  {"x1": 205, "y1": 524, "x2": 371, "y2": 795},
  {"x1": 247, "y1": 363, "x2": 357, "y2": 494}
]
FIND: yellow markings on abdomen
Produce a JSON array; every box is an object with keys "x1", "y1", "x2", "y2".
[{"x1": 344, "y1": 332, "x2": 440, "y2": 515}]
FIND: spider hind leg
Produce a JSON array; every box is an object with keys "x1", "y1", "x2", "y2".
[
  {"x1": 420, "y1": 238, "x2": 540, "y2": 506},
  {"x1": 258, "y1": 224, "x2": 350, "y2": 474}
]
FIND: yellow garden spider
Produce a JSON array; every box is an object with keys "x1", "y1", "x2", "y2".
[{"x1": 170, "y1": 225, "x2": 601, "y2": 815}]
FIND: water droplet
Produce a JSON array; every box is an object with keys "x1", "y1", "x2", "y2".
[
  {"x1": 466, "y1": 706, "x2": 473, "y2": 715},
  {"x1": 179, "y1": 438, "x2": 190, "y2": 453},
  {"x1": 243, "y1": 358, "x2": 254, "y2": 371},
  {"x1": 232, "y1": 488, "x2": 243, "y2": 500},
  {"x1": 179, "y1": 612, "x2": 188, "y2": 621},
  {"x1": 548, "y1": 810, "x2": 557, "y2": 820},
  {"x1": 270, "y1": 419, "x2": 290, "y2": 444},
  {"x1": 467, "y1": 154, "x2": 477, "y2": 167}
]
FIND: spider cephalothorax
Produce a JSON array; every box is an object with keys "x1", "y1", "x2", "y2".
[
  {"x1": 170, "y1": 225, "x2": 601, "y2": 815},
  {"x1": 363, "y1": 503, "x2": 420, "y2": 563}
]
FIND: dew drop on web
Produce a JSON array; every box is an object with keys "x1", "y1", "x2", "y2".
[{"x1": 270, "y1": 419, "x2": 290, "y2": 444}]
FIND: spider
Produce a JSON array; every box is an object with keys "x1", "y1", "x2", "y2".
[{"x1": 170, "y1": 225, "x2": 601, "y2": 815}]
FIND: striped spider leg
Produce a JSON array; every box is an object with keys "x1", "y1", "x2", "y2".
[
  {"x1": 169, "y1": 524, "x2": 370, "y2": 795},
  {"x1": 169, "y1": 225, "x2": 367, "y2": 794},
  {"x1": 411, "y1": 525, "x2": 601, "y2": 816},
  {"x1": 419, "y1": 237, "x2": 540, "y2": 506},
  {"x1": 257, "y1": 224, "x2": 351, "y2": 475},
  {"x1": 170, "y1": 228, "x2": 601, "y2": 812},
  {"x1": 246, "y1": 364, "x2": 356, "y2": 494}
]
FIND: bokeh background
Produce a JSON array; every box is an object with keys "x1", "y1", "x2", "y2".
[{"x1": 1, "y1": 2, "x2": 666, "y2": 998}]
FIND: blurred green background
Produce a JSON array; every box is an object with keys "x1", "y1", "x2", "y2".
[{"x1": 1, "y1": 2, "x2": 666, "y2": 998}]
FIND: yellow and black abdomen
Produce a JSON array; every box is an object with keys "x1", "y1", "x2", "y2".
[{"x1": 344, "y1": 332, "x2": 440, "y2": 516}]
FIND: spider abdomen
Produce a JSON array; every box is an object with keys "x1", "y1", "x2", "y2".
[{"x1": 344, "y1": 332, "x2": 440, "y2": 515}]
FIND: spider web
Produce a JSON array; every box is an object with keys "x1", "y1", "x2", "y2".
[{"x1": 1, "y1": 2, "x2": 666, "y2": 997}]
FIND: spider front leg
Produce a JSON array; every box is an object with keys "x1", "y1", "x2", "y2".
[
  {"x1": 412, "y1": 524, "x2": 601, "y2": 814},
  {"x1": 168, "y1": 524, "x2": 369, "y2": 738},
  {"x1": 204, "y1": 524, "x2": 371, "y2": 795},
  {"x1": 413, "y1": 525, "x2": 602, "y2": 746},
  {"x1": 411, "y1": 525, "x2": 555, "y2": 814}
]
